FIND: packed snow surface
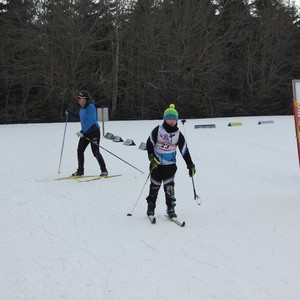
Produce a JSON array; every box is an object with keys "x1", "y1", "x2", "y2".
[{"x1": 1, "y1": 116, "x2": 299, "y2": 300}]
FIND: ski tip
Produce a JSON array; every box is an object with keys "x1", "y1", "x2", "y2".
[
  {"x1": 181, "y1": 221, "x2": 186, "y2": 227},
  {"x1": 148, "y1": 215, "x2": 156, "y2": 224}
]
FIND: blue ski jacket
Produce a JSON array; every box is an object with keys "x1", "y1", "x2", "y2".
[
  {"x1": 68, "y1": 99, "x2": 99, "y2": 134},
  {"x1": 79, "y1": 100, "x2": 99, "y2": 134}
]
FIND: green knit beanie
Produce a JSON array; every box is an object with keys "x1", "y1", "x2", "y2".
[{"x1": 163, "y1": 104, "x2": 178, "y2": 121}]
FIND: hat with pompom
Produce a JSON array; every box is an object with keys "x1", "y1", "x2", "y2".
[
  {"x1": 77, "y1": 90, "x2": 91, "y2": 100},
  {"x1": 163, "y1": 104, "x2": 178, "y2": 121}
]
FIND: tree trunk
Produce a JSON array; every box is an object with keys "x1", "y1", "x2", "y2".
[{"x1": 111, "y1": 0, "x2": 120, "y2": 118}]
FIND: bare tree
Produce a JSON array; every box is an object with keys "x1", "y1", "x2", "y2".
[
  {"x1": 111, "y1": 0, "x2": 121, "y2": 117},
  {"x1": 1, "y1": 0, "x2": 300, "y2": 122}
]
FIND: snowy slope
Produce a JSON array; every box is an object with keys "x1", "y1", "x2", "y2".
[{"x1": 0, "y1": 116, "x2": 299, "y2": 300}]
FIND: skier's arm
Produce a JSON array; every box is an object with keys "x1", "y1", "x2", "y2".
[
  {"x1": 178, "y1": 132, "x2": 196, "y2": 176},
  {"x1": 65, "y1": 109, "x2": 80, "y2": 120},
  {"x1": 178, "y1": 132, "x2": 193, "y2": 166},
  {"x1": 146, "y1": 126, "x2": 159, "y2": 158}
]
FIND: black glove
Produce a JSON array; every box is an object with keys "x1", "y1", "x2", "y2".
[
  {"x1": 187, "y1": 163, "x2": 196, "y2": 177},
  {"x1": 149, "y1": 153, "x2": 160, "y2": 169},
  {"x1": 65, "y1": 109, "x2": 71, "y2": 116}
]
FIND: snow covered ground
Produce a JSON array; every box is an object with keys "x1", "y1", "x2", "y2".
[{"x1": 0, "y1": 116, "x2": 300, "y2": 300}]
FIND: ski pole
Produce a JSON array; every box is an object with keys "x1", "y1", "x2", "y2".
[
  {"x1": 83, "y1": 136, "x2": 144, "y2": 174},
  {"x1": 181, "y1": 119, "x2": 187, "y2": 139},
  {"x1": 127, "y1": 169, "x2": 152, "y2": 216},
  {"x1": 192, "y1": 176, "x2": 202, "y2": 205},
  {"x1": 58, "y1": 112, "x2": 69, "y2": 174},
  {"x1": 181, "y1": 119, "x2": 202, "y2": 205}
]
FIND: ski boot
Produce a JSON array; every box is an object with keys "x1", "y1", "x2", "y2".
[
  {"x1": 72, "y1": 168, "x2": 84, "y2": 176},
  {"x1": 165, "y1": 184, "x2": 177, "y2": 218},
  {"x1": 100, "y1": 170, "x2": 108, "y2": 177},
  {"x1": 146, "y1": 185, "x2": 159, "y2": 216},
  {"x1": 167, "y1": 207, "x2": 177, "y2": 219},
  {"x1": 147, "y1": 203, "x2": 155, "y2": 216}
]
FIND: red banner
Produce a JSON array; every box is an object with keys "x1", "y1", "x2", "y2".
[{"x1": 292, "y1": 98, "x2": 300, "y2": 168}]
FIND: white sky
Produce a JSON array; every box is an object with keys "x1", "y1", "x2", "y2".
[{"x1": 293, "y1": 0, "x2": 300, "y2": 8}]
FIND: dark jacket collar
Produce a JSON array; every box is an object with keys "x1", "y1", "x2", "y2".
[{"x1": 163, "y1": 121, "x2": 178, "y2": 133}]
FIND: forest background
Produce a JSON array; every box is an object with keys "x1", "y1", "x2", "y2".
[{"x1": 1, "y1": 0, "x2": 300, "y2": 123}]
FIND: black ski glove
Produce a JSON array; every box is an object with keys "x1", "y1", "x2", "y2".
[
  {"x1": 187, "y1": 164, "x2": 196, "y2": 177},
  {"x1": 149, "y1": 153, "x2": 160, "y2": 169}
]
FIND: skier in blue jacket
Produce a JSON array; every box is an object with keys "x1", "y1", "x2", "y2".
[{"x1": 66, "y1": 90, "x2": 108, "y2": 176}]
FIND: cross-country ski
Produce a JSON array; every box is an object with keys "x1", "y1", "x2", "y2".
[
  {"x1": 148, "y1": 215, "x2": 156, "y2": 224},
  {"x1": 77, "y1": 174, "x2": 122, "y2": 182},
  {"x1": 164, "y1": 215, "x2": 185, "y2": 227}
]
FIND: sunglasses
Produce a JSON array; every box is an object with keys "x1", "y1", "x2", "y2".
[{"x1": 77, "y1": 96, "x2": 87, "y2": 100}]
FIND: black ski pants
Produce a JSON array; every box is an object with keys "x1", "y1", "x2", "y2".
[
  {"x1": 146, "y1": 164, "x2": 177, "y2": 209},
  {"x1": 77, "y1": 129, "x2": 106, "y2": 172}
]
